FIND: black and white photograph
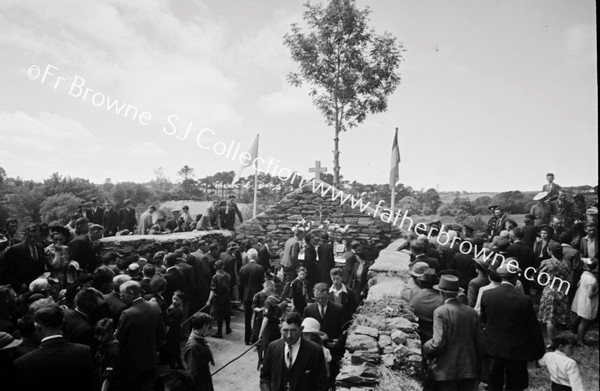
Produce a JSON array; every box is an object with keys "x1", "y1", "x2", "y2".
[{"x1": 0, "y1": 1, "x2": 597, "y2": 390}]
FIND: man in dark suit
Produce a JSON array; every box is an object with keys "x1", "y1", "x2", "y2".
[
  {"x1": 63, "y1": 287, "x2": 98, "y2": 350},
  {"x1": 103, "y1": 274, "x2": 130, "y2": 325},
  {"x1": 343, "y1": 241, "x2": 361, "y2": 285},
  {"x1": 328, "y1": 268, "x2": 356, "y2": 320},
  {"x1": 542, "y1": 173, "x2": 561, "y2": 202},
  {"x1": 303, "y1": 282, "x2": 347, "y2": 386},
  {"x1": 102, "y1": 201, "x2": 119, "y2": 237},
  {"x1": 423, "y1": 275, "x2": 484, "y2": 390},
  {"x1": 164, "y1": 253, "x2": 186, "y2": 305},
  {"x1": 317, "y1": 234, "x2": 335, "y2": 285},
  {"x1": 521, "y1": 214, "x2": 537, "y2": 248},
  {"x1": 116, "y1": 281, "x2": 165, "y2": 391},
  {"x1": 507, "y1": 227, "x2": 536, "y2": 295},
  {"x1": 86, "y1": 197, "x2": 105, "y2": 225},
  {"x1": 0, "y1": 223, "x2": 45, "y2": 293},
  {"x1": 260, "y1": 312, "x2": 328, "y2": 391},
  {"x1": 258, "y1": 238, "x2": 274, "y2": 272},
  {"x1": 68, "y1": 221, "x2": 103, "y2": 273},
  {"x1": 409, "y1": 240, "x2": 440, "y2": 272},
  {"x1": 480, "y1": 261, "x2": 545, "y2": 391},
  {"x1": 187, "y1": 244, "x2": 212, "y2": 313},
  {"x1": 580, "y1": 221, "x2": 598, "y2": 260},
  {"x1": 223, "y1": 195, "x2": 244, "y2": 231},
  {"x1": 117, "y1": 199, "x2": 137, "y2": 232},
  {"x1": 12, "y1": 303, "x2": 92, "y2": 391},
  {"x1": 447, "y1": 238, "x2": 480, "y2": 293},
  {"x1": 238, "y1": 248, "x2": 265, "y2": 344}
]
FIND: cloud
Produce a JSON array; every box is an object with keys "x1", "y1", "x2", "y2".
[
  {"x1": 258, "y1": 83, "x2": 314, "y2": 117},
  {"x1": 130, "y1": 140, "x2": 170, "y2": 158},
  {"x1": 0, "y1": 0, "x2": 242, "y2": 128}
]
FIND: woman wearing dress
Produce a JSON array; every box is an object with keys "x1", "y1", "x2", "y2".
[{"x1": 538, "y1": 244, "x2": 572, "y2": 347}]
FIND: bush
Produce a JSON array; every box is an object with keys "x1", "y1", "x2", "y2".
[{"x1": 39, "y1": 193, "x2": 83, "y2": 225}]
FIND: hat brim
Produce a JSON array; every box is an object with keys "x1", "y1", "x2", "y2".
[
  {"x1": 303, "y1": 330, "x2": 328, "y2": 340},
  {"x1": 533, "y1": 192, "x2": 549, "y2": 201},
  {"x1": 433, "y1": 284, "x2": 464, "y2": 294},
  {"x1": 0, "y1": 338, "x2": 22, "y2": 350}
]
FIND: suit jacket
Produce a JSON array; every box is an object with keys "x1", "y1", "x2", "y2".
[
  {"x1": 317, "y1": 242, "x2": 335, "y2": 284},
  {"x1": 176, "y1": 260, "x2": 196, "y2": 295},
  {"x1": 448, "y1": 252, "x2": 476, "y2": 291},
  {"x1": 552, "y1": 200, "x2": 574, "y2": 227},
  {"x1": 259, "y1": 338, "x2": 328, "y2": 391},
  {"x1": 480, "y1": 284, "x2": 545, "y2": 362},
  {"x1": 12, "y1": 336, "x2": 92, "y2": 391},
  {"x1": 115, "y1": 298, "x2": 165, "y2": 374},
  {"x1": 164, "y1": 266, "x2": 186, "y2": 304},
  {"x1": 303, "y1": 301, "x2": 346, "y2": 350},
  {"x1": 0, "y1": 241, "x2": 45, "y2": 293},
  {"x1": 258, "y1": 245, "x2": 273, "y2": 271},
  {"x1": 343, "y1": 251, "x2": 359, "y2": 284},
  {"x1": 522, "y1": 224, "x2": 537, "y2": 248},
  {"x1": 281, "y1": 237, "x2": 300, "y2": 269},
  {"x1": 507, "y1": 240, "x2": 536, "y2": 269},
  {"x1": 238, "y1": 261, "x2": 265, "y2": 302},
  {"x1": 533, "y1": 239, "x2": 559, "y2": 266},
  {"x1": 117, "y1": 207, "x2": 137, "y2": 232},
  {"x1": 102, "y1": 208, "x2": 119, "y2": 237},
  {"x1": 187, "y1": 251, "x2": 212, "y2": 307},
  {"x1": 328, "y1": 288, "x2": 357, "y2": 319},
  {"x1": 103, "y1": 291, "x2": 127, "y2": 325},
  {"x1": 68, "y1": 235, "x2": 97, "y2": 273},
  {"x1": 303, "y1": 243, "x2": 317, "y2": 285},
  {"x1": 86, "y1": 207, "x2": 105, "y2": 225},
  {"x1": 410, "y1": 288, "x2": 445, "y2": 341},
  {"x1": 542, "y1": 182, "x2": 561, "y2": 201},
  {"x1": 579, "y1": 236, "x2": 598, "y2": 259},
  {"x1": 63, "y1": 309, "x2": 95, "y2": 350},
  {"x1": 422, "y1": 299, "x2": 484, "y2": 381}
]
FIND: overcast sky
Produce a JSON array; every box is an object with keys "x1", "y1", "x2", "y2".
[{"x1": 0, "y1": 0, "x2": 597, "y2": 192}]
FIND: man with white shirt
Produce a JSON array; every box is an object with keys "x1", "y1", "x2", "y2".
[
  {"x1": 12, "y1": 303, "x2": 93, "y2": 391},
  {"x1": 328, "y1": 268, "x2": 356, "y2": 319},
  {"x1": 260, "y1": 312, "x2": 328, "y2": 391}
]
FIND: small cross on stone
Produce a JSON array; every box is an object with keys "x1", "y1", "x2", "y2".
[{"x1": 309, "y1": 160, "x2": 327, "y2": 181}]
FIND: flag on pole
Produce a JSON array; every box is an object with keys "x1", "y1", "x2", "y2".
[
  {"x1": 232, "y1": 134, "x2": 259, "y2": 185},
  {"x1": 389, "y1": 128, "x2": 401, "y2": 188}
]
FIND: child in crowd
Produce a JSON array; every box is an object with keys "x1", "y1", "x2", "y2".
[
  {"x1": 538, "y1": 332, "x2": 584, "y2": 391},
  {"x1": 161, "y1": 290, "x2": 184, "y2": 369},
  {"x1": 282, "y1": 266, "x2": 311, "y2": 314},
  {"x1": 570, "y1": 258, "x2": 598, "y2": 345},
  {"x1": 94, "y1": 318, "x2": 121, "y2": 391},
  {"x1": 251, "y1": 280, "x2": 276, "y2": 344},
  {"x1": 183, "y1": 312, "x2": 215, "y2": 391},
  {"x1": 206, "y1": 260, "x2": 231, "y2": 338}
]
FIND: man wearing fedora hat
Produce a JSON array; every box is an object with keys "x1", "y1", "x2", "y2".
[
  {"x1": 401, "y1": 261, "x2": 428, "y2": 301},
  {"x1": 422, "y1": 274, "x2": 484, "y2": 391},
  {"x1": 480, "y1": 262, "x2": 545, "y2": 391},
  {"x1": 409, "y1": 268, "x2": 443, "y2": 341}
]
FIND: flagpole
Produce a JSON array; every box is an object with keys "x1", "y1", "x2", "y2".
[
  {"x1": 252, "y1": 134, "x2": 259, "y2": 218},
  {"x1": 390, "y1": 127, "x2": 398, "y2": 218}
]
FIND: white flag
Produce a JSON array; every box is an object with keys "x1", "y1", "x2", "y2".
[{"x1": 232, "y1": 134, "x2": 259, "y2": 184}]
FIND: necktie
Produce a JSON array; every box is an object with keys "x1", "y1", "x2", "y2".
[
  {"x1": 29, "y1": 245, "x2": 38, "y2": 262},
  {"x1": 319, "y1": 305, "x2": 324, "y2": 319},
  {"x1": 286, "y1": 344, "x2": 293, "y2": 368}
]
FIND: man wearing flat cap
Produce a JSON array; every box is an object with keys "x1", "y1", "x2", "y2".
[
  {"x1": 480, "y1": 261, "x2": 545, "y2": 391},
  {"x1": 410, "y1": 268, "x2": 443, "y2": 341},
  {"x1": 423, "y1": 274, "x2": 484, "y2": 391}
]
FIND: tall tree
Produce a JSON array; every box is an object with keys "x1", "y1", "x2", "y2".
[{"x1": 284, "y1": 0, "x2": 403, "y2": 187}]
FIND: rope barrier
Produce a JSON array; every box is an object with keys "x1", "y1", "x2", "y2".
[{"x1": 211, "y1": 339, "x2": 261, "y2": 376}]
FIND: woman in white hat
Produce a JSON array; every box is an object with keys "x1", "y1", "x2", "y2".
[{"x1": 301, "y1": 317, "x2": 331, "y2": 378}]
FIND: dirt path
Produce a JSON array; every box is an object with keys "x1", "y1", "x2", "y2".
[{"x1": 208, "y1": 309, "x2": 262, "y2": 390}]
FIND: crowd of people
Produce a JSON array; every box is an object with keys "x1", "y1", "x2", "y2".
[{"x1": 0, "y1": 172, "x2": 597, "y2": 391}]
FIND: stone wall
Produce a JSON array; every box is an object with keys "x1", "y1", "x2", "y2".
[
  {"x1": 236, "y1": 181, "x2": 402, "y2": 260},
  {"x1": 337, "y1": 238, "x2": 424, "y2": 391},
  {"x1": 95, "y1": 230, "x2": 233, "y2": 262}
]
